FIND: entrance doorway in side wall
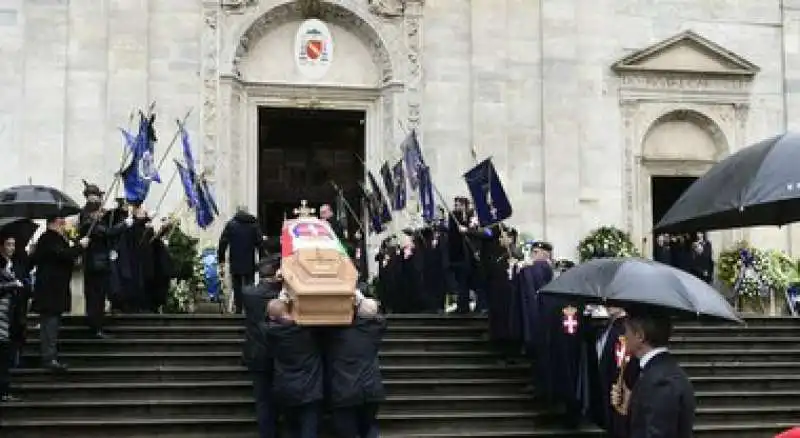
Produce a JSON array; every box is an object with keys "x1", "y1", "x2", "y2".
[
  {"x1": 257, "y1": 107, "x2": 366, "y2": 239},
  {"x1": 651, "y1": 175, "x2": 698, "y2": 254}
]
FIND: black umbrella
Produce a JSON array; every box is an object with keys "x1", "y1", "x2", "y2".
[
  {"x1": 655, "y1": 132, "x2": 800, "y2": 233},
  {"x1": 0, "y1": 185, "x2": 81, "y2": 219},
  {"x1": 0, "y1": 217, "x2": 39, "y2": 249},
  {"x1": 539, "y1": 258, "x2": 741, "y2": 323}
]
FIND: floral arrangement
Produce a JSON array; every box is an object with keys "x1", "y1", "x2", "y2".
[
  {"x1": 716, "y1": 241, "x2": 800, "y2": 299},
  {"x1": 577, "y1": 226, "x2": 640, "y2": 262},
  {"x1": 63, "y1": 222, "x2": 80, "y2": 241},
  {"x1": 164, "y1": 224, "x2": 205, "y2": 313}
]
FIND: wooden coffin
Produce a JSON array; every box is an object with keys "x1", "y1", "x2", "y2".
[{"x1": 280, "y1": 217, "x2": 357, "y2": 325}]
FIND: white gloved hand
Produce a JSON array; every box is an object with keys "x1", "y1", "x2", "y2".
[
  {"x1": 124, "y1": 217, "x2": 134, "y2": 227},
  {"x1": 79, "y1": 237, "x2": 90, "y2": 248},
  {"x1": 278, "y1": 289, "x2": 290, "y2": 303}
]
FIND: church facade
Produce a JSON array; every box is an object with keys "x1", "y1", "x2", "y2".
[{"x1": 2, "y1": 0, "x2": 800, "y2": 258}]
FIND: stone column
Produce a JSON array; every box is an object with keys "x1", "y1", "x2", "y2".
[
  {"x1": 64, "y1": 2, "x2": 109, "y2": 197},
  {"x1": 0, "y1": 5, "x2": 23, "y2": 189},
  {"x1": 421, "y1": 0, "x2": 471, "y2": 198},
  {"x1": 541, "y1": 0, "x2": 581, "y2": 257},
  {"x1": 21, "y1": 0, "x2": 69, "y2": 188}
]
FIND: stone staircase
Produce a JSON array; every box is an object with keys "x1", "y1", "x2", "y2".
[{"x1": 0, "y1": 314, "x2": 798, "y2": 437}]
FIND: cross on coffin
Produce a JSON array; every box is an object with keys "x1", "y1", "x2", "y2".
[{"x1": 294, "y1": 200, "x2": 316, "y2": 218}]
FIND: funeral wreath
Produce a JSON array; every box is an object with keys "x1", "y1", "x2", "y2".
[{"x1": 578, "y1": 226, "x2": 640, "y2": 262}]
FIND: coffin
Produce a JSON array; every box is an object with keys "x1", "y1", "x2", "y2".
[{"x1": 280, "y1": 217, "x2": 357, "y2": 325}]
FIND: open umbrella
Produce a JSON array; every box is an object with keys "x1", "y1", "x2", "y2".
[
  {"x1": 655, "y1": 132, "x2": 800, "y2": 233},
  {"x1": 539, "y1": 258, "x2": 741, "y2": 323},
  {"x1": 0, "y1": 217, "x2": 39, "y2": 249},
  {"x1": 0, "y1": 185, "x2": 81, "y2": 219}
]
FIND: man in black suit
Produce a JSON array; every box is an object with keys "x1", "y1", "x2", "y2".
[
  {"x1": 612, "y1": 309, "x2": 695, "y2": 438},
  {"x1": 241, "y1": 257, "x2": 282, "y2": 438},
  {"x1": 218, "y1": 206, "x2": 265, "y2": 314},
  {"x1": 266, "y1": 299, "x2": 323, "y2": 438},
  {"x1": 324, "y1": 298, "x2": 387, "y2": 438}
]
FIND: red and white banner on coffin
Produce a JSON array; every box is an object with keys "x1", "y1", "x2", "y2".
[{"x1": 280, "y1": 218, "x2": 346, "y2": 258}]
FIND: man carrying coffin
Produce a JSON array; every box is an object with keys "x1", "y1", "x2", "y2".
[
  {"x1": 323, "y1": 298, "x2": 387, "y2": 438},
  {"x1": 241, "y1": 257, "x2": 282, "y2": 438},
  {"x1": 266, "y1": 299, "x2": 324, "y2": 438}
]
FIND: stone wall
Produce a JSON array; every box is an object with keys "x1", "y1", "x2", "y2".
[{"x1": 0, "y1": 0, "x2": 797, "y2": 265}]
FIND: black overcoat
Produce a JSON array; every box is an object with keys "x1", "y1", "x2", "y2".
[
  {"x1": 31, "y1": 230, "x2": 82, "y2": 315},
  {"x1": 323, "y1": 316, "x2": 387, "y2": 407},
  {"x1": 628, "y1": 352, "x2": 695, "y2": 438},
  {"x1": 266, "y1": 320, "x2": 324, "y2": 407}
]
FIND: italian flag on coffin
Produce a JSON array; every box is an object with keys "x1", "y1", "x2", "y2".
[{"x1": 280, "y1": 218, "x2": 346, "y2": 258}]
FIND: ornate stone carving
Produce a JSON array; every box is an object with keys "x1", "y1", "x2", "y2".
[
  {"x1": 382, "y1": 91, "x2": 396, "y2": 161},
  {"x1": 221, "y1": 0, "x2": 258, "y2": 13},
  {"x1": 619, "y1": 73, "x2": 751, "y2": 93},
  {"x1": 232, "y1": 1, "x2": 395, "y2": 82},
  {"x1": 368, "y1": 0, "x2": 404, "y2": 18},
  {"x1": 403, "y1": 0, "x2": 423, "y2": 130},
  {"x1": 201, "y1": 5, "x2": 220, "y2": 175},
  {"x1": 620, "y1": 101, "x2": 637, "y2": 234}
]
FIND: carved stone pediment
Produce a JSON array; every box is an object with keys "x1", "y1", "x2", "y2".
[
  {"x1": 612, "y1": 30, "x2": 759, "y2": 77},
  {"x1": 221, "y1": 0, "x2": 258, "y2": 13},
  {"x1": 368, "y1": 0, "x2": 405, "y2": 18}
]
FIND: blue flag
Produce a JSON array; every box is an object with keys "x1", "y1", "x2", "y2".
[
  {"x1": 402, "y1": 130, "x2": 424, "y2": 190},
  {"x1": 380, "y1": 162, "x2": 395, "y2": 204},
  {"x1": 419, "y1": 165, "x2": 435, "y2": 222},
  {"x1": 195, "y1": 178, "x2": 217, "y2": 229},
  {"x1": 391, "y1": 160, "x2": 406, "y2": 211},
  {"x1": 175, "y1": 161, "x2": 197, "y2": 208},
  {"x1": 359, "y1": 182, "x2": 385, "y2": 234},
  {"x1": 180, "y1": 122, "x2": 197, "y2": 177},
  {"x1": 463, "y1": 158, "x2": 512, "y2": 226},
  {"x1": 368, "y1": 171, "x2": 392, "y2": 225},
  {"x1": 120, "y1": 113, "x2": 161, "y2": 204}
]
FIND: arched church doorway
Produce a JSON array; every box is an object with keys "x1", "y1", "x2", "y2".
[{"x1": 257, "y1": 106, "x2": 365, "y2": 237}]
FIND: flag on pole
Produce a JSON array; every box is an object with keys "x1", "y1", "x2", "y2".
[
  {"x1": 120, "y1": 112, "x2": 161, "y2": 204},
  {"x1": 402, "y1": 130, "x2": 424, "y2": 190},
  {"x1": 463, "y1": 158, "x2": 512, "y2": 226}
]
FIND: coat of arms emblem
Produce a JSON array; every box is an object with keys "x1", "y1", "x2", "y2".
[
  {"x1": 562, "y1": 305, "x2": 579, "y2": 335},
  {"x1": 295, "y1": 19, "x2": 334, "y2": 79}
]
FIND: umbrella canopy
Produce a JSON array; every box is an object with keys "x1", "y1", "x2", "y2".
[
  {"x1": 0, "y1": 217, "x2": 39, "y2": 248},
  {"x1": 655, "y1": 132, "x2": 800, "y2": 233},
  {"x1": 539, "y1": 258, "x2": 741, "y2": 323},
  {"x1": 0, "y1": 185, "x2": 81, "y2": 219}
]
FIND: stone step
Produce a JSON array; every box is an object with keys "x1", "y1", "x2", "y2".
[
  {"x1": 669, "y1": 336, "x2": 800, "y2": 350},
  {"x1": 20, "y1": 350, "x2": 513, "y2": 367},
  {"x1": 23, "y1": 337, "x2": 498, "y2": 353},
  {"x1": 11, "y1": 377, "x2": 534, "y2": 401},
  {"x1": 688, "y1": 375, "x2": 800, "y2": 391},
  {"x1": 0, "y1": 394, "x2": 537, "y2": 421},
  {"x1": 2, "y1": 413, "x2": 796, "y2": 438},
  {"x1": 682, "y1": 361, "x2": 800, "y2": 376},
  {"x1": 672, "y1": 325, "x2": 800, "y2": 337},
  {"x1": 27, "y1": 324, "x2": 491, "y2": 340},
  {"x1": 27, "y1": 323, "x2": 800, "y2": 340},
  {"x1": 10, "y1": 363, "x2": 530, "y2": 383}
]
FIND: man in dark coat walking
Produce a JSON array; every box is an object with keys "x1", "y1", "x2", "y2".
[
  {"x1": 266, "y1": 299, "x2": 323, "y2": 438},
  {"x1": 324, "y1": 298, "x2": 387, "y2": 438},
  {"x1": 242, "y1": 257, "x2": 282, "y2": 438},
  {"x1": 612, "y1": 309, "x2": 695, "y2": 438},
  {"x1": 31, "y1": 216, "x2": 89, "y2": 371},
  {"x1": 79, "y1": 201, "x2": 120, "y2": 338},
  {"x1": 218, "y1": 206, "x2": 265, "y2": 314}
]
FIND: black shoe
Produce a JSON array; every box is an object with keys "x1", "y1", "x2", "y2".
[
  {"x1": 93, "y1": 330, "x2": 111, "y2": 340},
  {"x1": 42, "y1": 360, "x2": 68, "y2": 372}
]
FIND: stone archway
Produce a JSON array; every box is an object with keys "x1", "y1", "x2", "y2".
[
  {"x1": 199, "y1": 0, "x2": 422, "y2": 224},
  {"x1": 636, "y1": 108, "x2": 735, "y2": 256}
]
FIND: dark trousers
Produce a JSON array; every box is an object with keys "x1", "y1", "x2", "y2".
[
  {"x1": 251, "y1": 372, "x2": 277, "y2": 438},
  {"x1": 83, "y1": 272, "x2": 109, "y2": 332},
  {"x1": 331, "y1": 404, "x2": 379, "y2": 438},
  {"x1": 39, "y1": 313, "x2": 61, "y2": 363},
  {"x1": 0, "y1": 341, "x2": 10, "y2": 396},
  {"x1": 450, "y1": 262, "x2": 471, "y2": 312},
  {"x1": 284, "y1": 403, "x2": 319, "y2": 438},
  {"x1": 231, "y1": 273, "x2": 253, "y2": 315}
]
